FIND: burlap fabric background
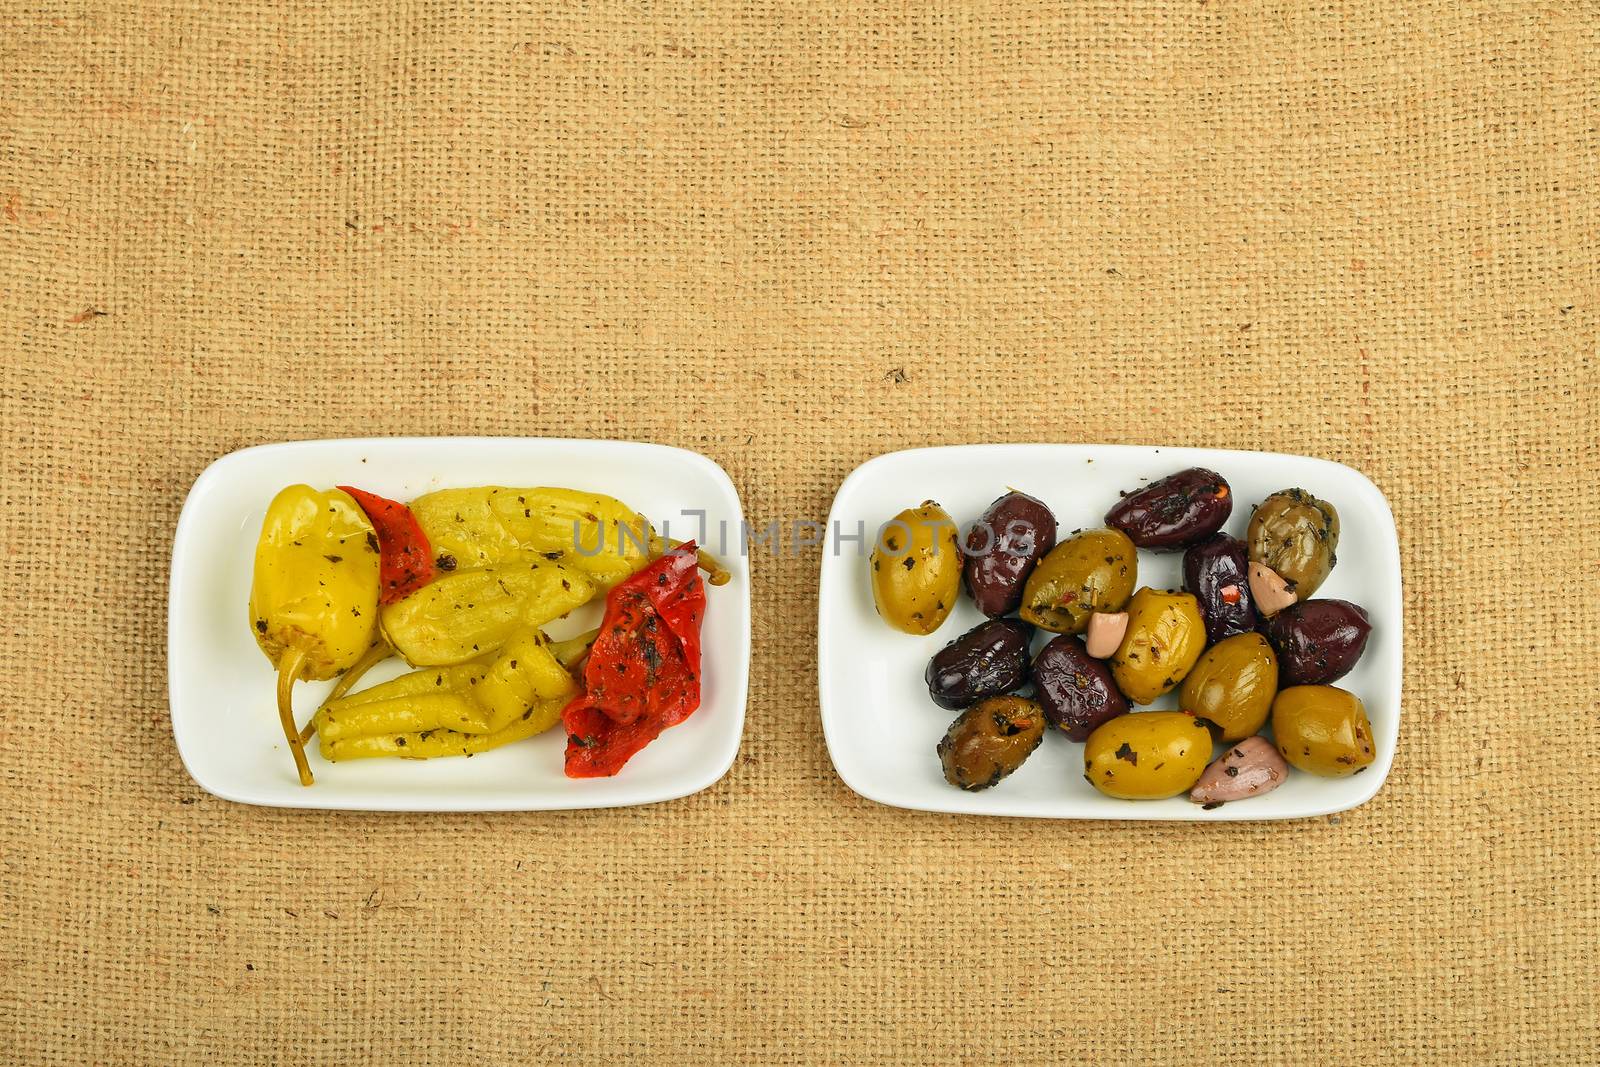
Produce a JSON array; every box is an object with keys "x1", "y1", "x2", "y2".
[{"x1": 3, "y1": 1, "x2": 1596, "y2": 1063}]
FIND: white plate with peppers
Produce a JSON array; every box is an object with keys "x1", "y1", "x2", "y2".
[{"x1": 169, "y1": 437, "x2": 750, "y2": 811}]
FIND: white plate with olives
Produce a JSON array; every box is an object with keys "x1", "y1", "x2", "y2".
[{"x1": 817, "y1": 444, "x2": 1402, "y2": 820}]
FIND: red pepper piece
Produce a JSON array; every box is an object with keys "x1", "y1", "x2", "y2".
[
  {"x1": 337, "y1": 485, "x2": 436, "y2": 605},
  {"x1": 562, "y1": 545, "x2": 706, "y2": 778}
]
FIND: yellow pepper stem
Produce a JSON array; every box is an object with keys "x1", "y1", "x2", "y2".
[
  {"x1": 654, "y1": 537, "x2": 732, "y2": 586},
  {"x1": 549, "y1": 628, "x2": 600, "y2": 671},
  {"x1": 298, "y1": 640, "x2": 391, "y2": 746},
  {"x1": 276, "y1": 645, "x2": 315, "y2": 787}
]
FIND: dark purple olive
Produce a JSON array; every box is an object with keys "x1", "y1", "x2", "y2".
[
  {"x1": 1031, "y1": 634, "x2": 1129, "y2": 741},
  {"x1": 1262, "y1": 599, "x2": 1372, "y2": 685},
  {"x1": 924, "y1": 618, "x2": 1033, "y2": 711},
  {"x1": 1183, "y1": 533, "x2": 1258, "y2": 644},
  {"x1": 1105, "y1": 467, "x2": 1233, "y2": 550},
  {"x1": 962, "y1": 491, "x2": 1058, "y2": 617}
]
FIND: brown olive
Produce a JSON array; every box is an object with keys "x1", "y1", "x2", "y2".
[
  {"x1": 1262, "y1": 599, "x2": 1371, "y2": 685},
  {"x1": 1247, "y1": 489, "x2": 1339, "y2": 599},
  {"x1": 1032, "y1": 635, "x2": 1129, "y2": 741},
  {"x1": 962, "y1": 491, "x2": 1058, "y2": 617},
  {"x1": 937, "y1": 695, "x2": 1047, "y2": 791},
  {"x1": 1105, "y1": 467, "x2": 1233, "y2": 550},
  {"x1": 925, "y1": 618, "x2": 1033, "y2": 710}
]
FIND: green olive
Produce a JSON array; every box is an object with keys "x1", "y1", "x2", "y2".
[
  {"x1": 1247, "y1": 488, "x2": 1339, "y2": 599},
  {"x1": 1271, "y1": 685, "x2": 1375, "y2": 776},
  {"x1": 1019, "y1": 528, "x2": 1136, "y2": 634},
  {"x1": 1179, "y1": 632, "x2": 1279, "y2": 741},
  {"x1": 938, "y1": 695, "x2": 1047, "y2": 791},
  {"x1": 1109, "y1": 587, "x2": 1206, "y2": 705},
  {"x1": 1084, "y1": 712, "x2": 1213, "y2": 799},
  {"x1": 871, "y1": 501, "x2": 961, "y2": 635}
]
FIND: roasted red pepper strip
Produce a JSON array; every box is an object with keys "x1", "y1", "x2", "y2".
[
  {"x1": 562, "y1": 544, "x2": 705, "y2": 778},
  {"x1": 337, "y1": 486, "x2": 436, "y2": 605}
]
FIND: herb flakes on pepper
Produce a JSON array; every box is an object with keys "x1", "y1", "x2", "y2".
[{"x1": 561, "y1": 543, "x2": 706, "y2": 778}]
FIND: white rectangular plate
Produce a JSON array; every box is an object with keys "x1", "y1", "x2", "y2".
[
  {"x1": 818, "y1": 444, "x2": 1401, "y2": 820},
  {"x1": 170, "y1": 437, "x2": 750, "y2": 811}
]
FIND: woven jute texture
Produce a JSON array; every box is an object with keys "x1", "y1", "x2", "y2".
[{"x1": 3, "y1": 1, "x2": 1597, "y2": 1063}]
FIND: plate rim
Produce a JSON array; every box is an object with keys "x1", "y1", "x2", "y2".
[
  {"x1": 168, "y1": 435, "x2": 751, "y2": 812},
  {"x1": 817, "y1": 442, "x2": 1403, "y2": 822}
]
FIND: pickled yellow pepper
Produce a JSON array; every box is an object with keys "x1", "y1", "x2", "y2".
[
  {"x1": 313, "y1": 626, "x2": 578, "y2": 761},
  {"x1": 407, "y1": 487, "x2": 655, "y2": 590},
  {"x1": 379, "y1": 559, "x2": 595, "y2": 666},
  {"x1": 378, "y1": 487, "x2": 654, "y2": 667},
  {"x1": 379, "y1": 488, "x2": 735, "y2": 664},
  {"x1": 249, "y1": 485, "x2": 381, "y2": 785}
]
